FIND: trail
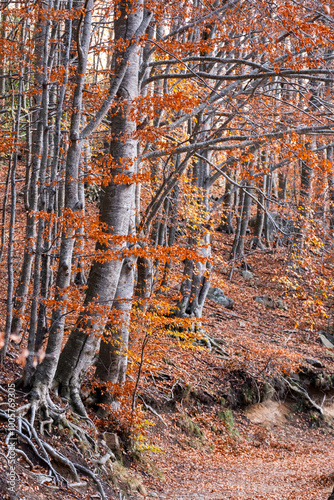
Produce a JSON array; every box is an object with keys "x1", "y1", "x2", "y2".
[{"x1": 148, "y1": 405, "x2": 334, "y2": 500}]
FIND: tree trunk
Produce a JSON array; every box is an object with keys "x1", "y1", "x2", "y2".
[
  {"x1": 327, "y1": 146, "x2": 334, "y2": 232},
  {"x1": 177, "y1": 136, "x2": 212, "y2": 319},
  {"x1": 230, "y1": 180, "x2": 253, "y2": 260},
  {"x1": 11, "y1": 5, "x2": 50, "y2": 337},
  {"x1": 30, "y1": 0, "x2": 95, "y2": 401},
  {"x1": 50, "y1": 0, "x2": 144, "y2": 413},
  {"x1": 251, "y1": 174, "x2": 266, "y2": 250}
]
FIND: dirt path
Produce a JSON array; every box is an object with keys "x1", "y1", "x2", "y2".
[{"x1": 147, "y1": 405, "x2": 334, "y2": 500}]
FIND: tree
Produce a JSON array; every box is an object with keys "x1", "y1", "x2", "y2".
[{"x1": 0, "y1": 0, "x2": 333, "y2": 423}]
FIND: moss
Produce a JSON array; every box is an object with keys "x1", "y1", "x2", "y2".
[
  {"x1": 110, "y1": 460, "x2": 148, "y2": 497},
  {"x1": 217, "y1": 409, "x2": 240, "y2": 439},
  {"x1": 262, "y1": 382, "x2": 275, "y2": 402},
  {"x1": 241, "y1": 385, "x2": 256, "y2": 405},
  {"x1": 177, "y1": 413, "x2": 205, "y2": 442},
  {"x1": 181, "y1": 384, "x2": 198, "y2": 402}
]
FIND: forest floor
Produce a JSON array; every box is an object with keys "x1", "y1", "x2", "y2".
[
  {"x1": 1, "y1": 227, "x2": 334, "y2": 499},
  {"x1": 135, "y1": 231, "x2": 334, "y2": 500}
]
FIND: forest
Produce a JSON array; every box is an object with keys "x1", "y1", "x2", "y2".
[{"x1": 1, "y1": 0, "x2": 334, "y2": 498}]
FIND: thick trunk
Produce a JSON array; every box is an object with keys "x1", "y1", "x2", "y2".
[
  {"x1": 51, "y1": 0, "x2": 143, "y2": 412},
  {"x1": 94, "y1": 258, "x2": 134, "y2": 391}
]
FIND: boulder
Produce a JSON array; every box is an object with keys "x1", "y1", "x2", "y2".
[
  {"x1": 241, "y1": 270, "x2": 254, "y2": 280},
  {"x1": 103, "y1": 432, "x2": 121, "y2": 456},
  {"x1": 254, "y1": 295, "x2": 276, "y2": 309},
  {"x1": 254, "y1": 295, "x2": 287, "y2": 310},
  {"x1": 206, "y1": 287, "x2": 234, "y2": 309},
  {"x1": 306, "y1": 358, "x2": 323, "y2": 368},
  {"x1": 320, "y1": 333, "x2": 334, "y2": 349}
]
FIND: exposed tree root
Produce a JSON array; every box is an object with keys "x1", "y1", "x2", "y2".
[
  {"x1": 0, "y1": 403, "x2": 110, "y2": 499},
  {"x1": 204, "y1": 333, "x2": 229, "y2": 357},
  {"x1": 282, "y1": 376, "x2": 324, "y2": 415}
]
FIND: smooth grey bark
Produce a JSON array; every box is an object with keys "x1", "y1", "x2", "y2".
[
  {"x1": 217, "y1": 178, "x2": 235, "y2": 234},
  {"x1": 74, "y1": 136, "x2": 88, "y2": 286},
  {"x1": 327, "y1": 146, "x2": 334, "y2": 231},
  {"x1": 230, "y1": 178, "x2": 253, "y2": 260},
  {"x1": 24, "y1": 6, "x2": 52, "y2": 382},
  {"x1": 11, "y1": 7, "x2": 51, "y2": 337},
  {"x1": 159, "y1": 184, "x2": 179, "y2": 292},
  {"x1": 0, "y1": 13, "x2": 6, "y2": 106},
  {"x1": 0, "y1": 151, "x2": 10, "y2": 264},
  {"x1": 95, "y1": 257, "x2": 134, "y2": 386},
  {"x1": 51, "y1": 0, "x2": 145, "y2": 413},
  {"x1": 264, "y1": 174, "x2": 273, "y2": 245},
  {"x1": 278, "y1": 171, "x2": 287, "y2": 201},
  {"x1": 31, "y1": 0, "x2": 95, "y2": 401},
  {"x1": 300, "y1": 154, "x2": 314, "y2": 216},
  {"x1": 251, "y1": 174, "x2": 266, "y2": 250},
  {"x1": 177, "y1": 120, "x2": 212, "y2": 319},
  {"x1": 0, "y1": 73, "x2": 23, "y2": 362}
]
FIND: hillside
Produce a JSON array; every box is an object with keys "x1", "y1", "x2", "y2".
[{"x1": 1, "y1": 229, "x2": 334, "y2": 500}]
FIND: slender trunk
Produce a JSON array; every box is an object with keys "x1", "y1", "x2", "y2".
[
  {"x1": 251, "y1": 174, "x2": 266, "y2": 250},
  {"x1": 278, "y1": 171, "x2": 287, "y2": 201},
  {"x1": 230, "y1": 179, "x2": 253, "y2": 260},
  {"x1": 177, "y1": 125, "x2": 212, "y2": 319},
  {"x1": 159, "y1": 184, "x2": 179, "y2": 292},
  {"x1": 264, "y1": 174, "x2": 272, "y2": 246},
  {"x1": 0, "y1": 158, "x2": 10, "y2": 264},
  {"x1": 31, "y1": 0, "x2": 95, "y2": 400},
  {"x1": 300, "y1": 143, "x2": 314, "y2": 217},
  {"x1": 327, "y1": 147, "x2": 334, "y2": 232},
  {"x1": 11, "y1": 7, "x2": 50, "y2": 336},
  {"x1": 217, "y1": 178, "x2": 234, "y2": 234},
  {"x1": 1, "y1": 74, "x2": 23, "y2": 362}
]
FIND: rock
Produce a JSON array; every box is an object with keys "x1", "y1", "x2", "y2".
[
  {"x1": 103, "y1": 432, "x2": 121, "y2": 453},
  {"x1": 206, "y1": 287, "x2": 234, "y2": 309},
  {"x1": 241, "y1": 270, "x2": 254, "y2": 280},
  {"x1": 319, "y1": 330, "x2": 334, "y2": 344},
  {"x1": 254, "y1": 295, "x2": 287, "y2": 310},
  {"x1": 320, "y1": 334, "x2": 334, "y2": 349},
  {"x1": 276, "y1": 298, "x2": 288, "y2": 310},
  {"x1": 254, "y1": 295, "x2": 276, "y2": 309},
  {"x1": 69, "y1": 482, "x2": 88, "y2": 492},
  {"x1": 239, "y1": 321, "x2": 246, "y2": 328},
  {"x1": 306, "y1": 358, "x2": 323, "y2": 368}
]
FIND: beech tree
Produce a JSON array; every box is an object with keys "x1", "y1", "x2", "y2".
[{"x1": 0, "y1": 0, "x2": 334, "y2": 424}]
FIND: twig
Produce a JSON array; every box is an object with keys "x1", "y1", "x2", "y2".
[
  {"x1": 138, "y1": 395, "x2": 167, "y2": 427},
  {"x1": 132, "y1": 333, "x2": 149, "y2": 410}
]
